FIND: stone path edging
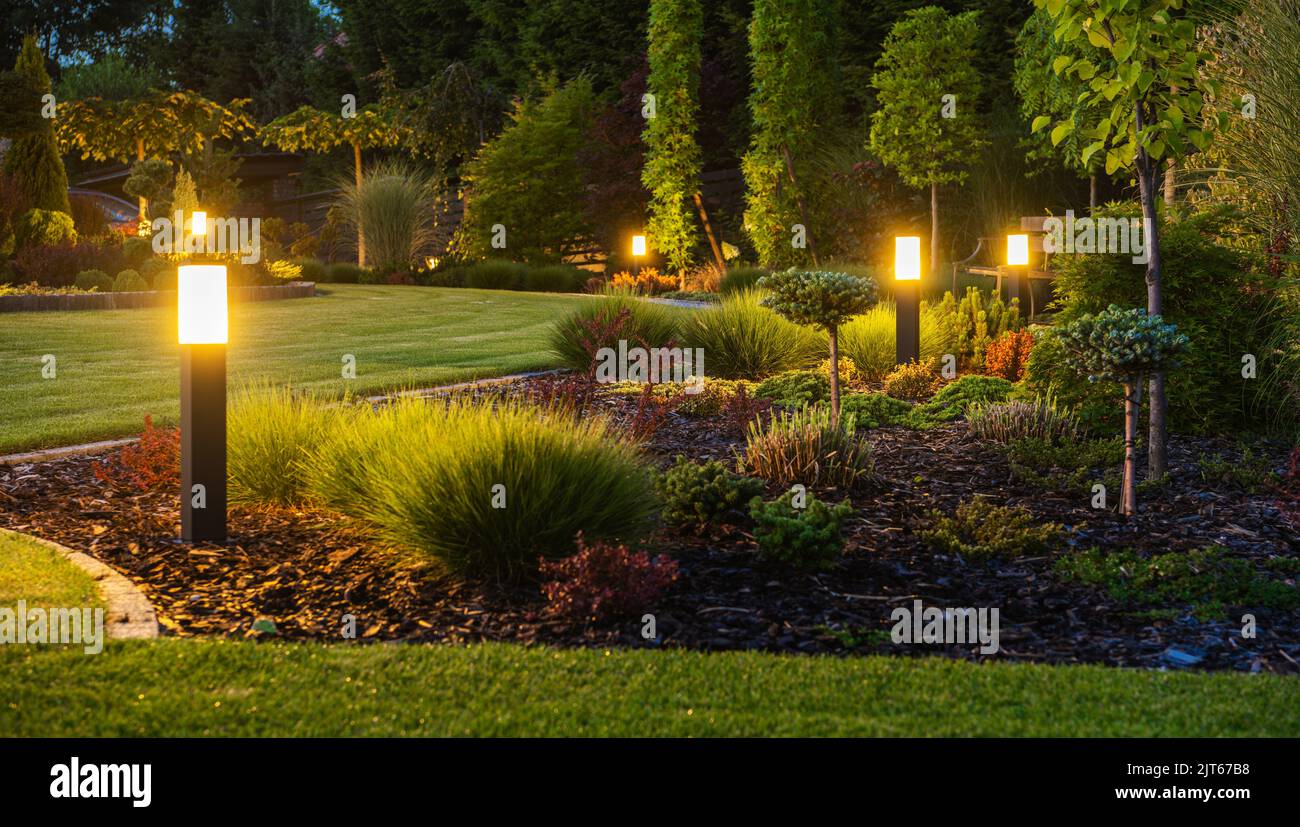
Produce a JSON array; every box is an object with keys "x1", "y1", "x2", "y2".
[{"x1": 0, "y1": 527, "x2": 159, "y2": 640}]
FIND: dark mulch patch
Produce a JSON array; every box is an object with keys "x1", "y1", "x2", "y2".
[{"x1": 2, "y1": 374, "x2": 1297, "y2": 673}]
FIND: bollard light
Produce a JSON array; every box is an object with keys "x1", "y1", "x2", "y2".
[
  {"x1": 178, "y1": 261, "x2": 228, "y2": 543},
  {"x1": 631, "y1": 234, "x2": 646, "y2": 277},
  {"x1": 1006, "y1": 232, "x2": 1030, "y2": 312},
  {"x1": 1007, "y1": 233, "x2": 1029, "y2": 267},
  {"x1": 894, "y1": 236, "x2": 921, "y2": 365}
]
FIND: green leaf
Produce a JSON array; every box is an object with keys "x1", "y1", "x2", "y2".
[
  {"x1": 1051, "y1": 121, "x2": 1073, "y2": 146},
  {"x1": 1031, "y1": 115, "x2": 1052, "y2": 134}
]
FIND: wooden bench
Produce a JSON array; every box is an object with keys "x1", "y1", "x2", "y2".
[{"x1": 951, "y1": 216, "x2": 1057, "y2": 317}]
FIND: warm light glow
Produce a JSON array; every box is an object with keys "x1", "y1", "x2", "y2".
[
  {"x1": 425, "y1": 256, "x2": 439, "y2": 270},
  {"x1": 191, "y1": 211, "x2": 207, "y2": 237},
  {"x1": 1007, "y1": 233, "x2": 1029, "y2": 266},
  {"x1": 632, "y1": 234, "x2": 647, "y2": 257},
  {"x1": 178, "y1": 264, "x2": 228, "y2": 344},
  {"x1": 895, "y1": 236, "x2": 921, "y2": 281}
]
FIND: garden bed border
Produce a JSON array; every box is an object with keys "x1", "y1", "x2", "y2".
[
  {"x1": 0, "y1": 527, "x2": 159, "y2": 639},
  {"x1": 0, "y1": 281, "x2": 316, "y2": 313}
]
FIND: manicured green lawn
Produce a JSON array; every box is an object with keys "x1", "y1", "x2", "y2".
[
  {"x1": 1, "y1": 638, "x2": 1296, "y2": 737},
  {"x1": 0, "y1": 285, "x2": 587, "y2": 454},
  {"x1": 0, "y1": 530, "x2": 103, "y2": 610}
]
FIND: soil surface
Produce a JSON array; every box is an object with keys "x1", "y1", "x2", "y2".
[{"x1": 3, "y1": 374, "x2": 1297, "y2": 673}]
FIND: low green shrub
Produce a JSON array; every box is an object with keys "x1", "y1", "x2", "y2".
[
  {"x1": 112, "y1": 269, "x2": 148, "y2": 292},
  {"x1": 1004, "y1": 436, "x2": 1124, "y2": 493},
  {"x1": 138, "y1": 257, "x2": 174, "y2": 290},
  {"x1": 548, "y1": 295, "x2": 682, "y2": 371},
  {"x1": 719, "y1": 266, "x2": 768, "y2": 294},
  {"x1": 73, "y1": 269, "x2": 112, "y2": 292},
  {"x1": 754, "y1": 370, "x2": 829, "y2": 407},
  {"x1": 657, "y1": 456, "x2": 764, "y2": 527},
  {"x1": 326, "y1": 262, "x2": 366, "y2": 283},
  {"x1": 464, "y1": 259, "x2": 527, "y2": 290},
  {"x1": 749, "y1": 489, "x2": 854, "y2": 570},
  {"x1": 523, "y1": 264, "x2": 584, "y2": 292},
  {"x1": 227, "y1": 386, "x2": 341, "y2": 505},
  {"x1": 919, "y1": 497, "x2": 1061, "y2": 561},
  {"x1": 737, "y1": 405, "x2": 875, "y2": 489},
  {"x1": 310, "y1": 398, "x2": 657, "y2": 578},
  {"x1": 14, "y1": 208, "x2": 76, "y2": 249},
  {"x1": 672, "y1": 378, "x2": 756, "y2": 417},
  {"x1": 295, "y1": 258, "x2": 328, "y2": 283},
  {"x1": 840, "y1": 392, "x2": 914, "y2": 429},
  {"x1": 122, "y1": 236, "x2": 153, "y2": 266},
  {"x1": 914, "y1": 375, "x2": 1013, "y2": 420},
  {"x1": 682, "y1": 288, "x2": 821, "y2": 378},
  {"x1": 1054, "y1": 546, "x2": 1300, "y2": 618},
  {"x1": 1197, "y1": 446, "x2": 1278, "y2": 493},
  {"x1": 884, "y1": 360, "x2": 936, "y2": 400},
  {"x1": 967, "y1": 396, "x2": 1079, "y2": 445}
]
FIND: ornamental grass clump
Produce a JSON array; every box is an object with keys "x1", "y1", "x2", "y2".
[
  {"x1": 548, "y1": 294, "x2": 682, "y2": 371},
  {"x1": 758, "y1": 270, "x2": 879, "y2": 423},
  {"x1": 1058, "y1": 305, "x2": 1188, "y2": 515},
  {"x1": 967, "y1": 395, "x2": 1079, "y2": 445},
  {"x1": 329, "y1": 398, "x2": 657, "y2": 579},
  {"x1": 228, "y1": 385, "x2": 342, "y2": 505},
  {"x1": 682, "y1": 288, "x2": 821, "y2": 378},
  {"x1": 749, "y1": 490, "x2": 854, "y2": 570},
  {"x1": 737, "y1": 405, "x2": 875, "y2": 489}
]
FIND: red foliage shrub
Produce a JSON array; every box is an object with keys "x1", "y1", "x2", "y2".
[
  {"x1": 93, "y1": 415, "x2": 180, "y2": 492},
  {"x1": 984, "y1": 329, "x2": 1035, "y2": 382},
  {"x1": 539, "y1": 533, "x2": 678, "y2": 622},
  {"x1": 12, "y1": 240, "x2": 127, "y2": 287},
  {"x1": 723, "y1": 384, "x2": 772, "y2": 436}
]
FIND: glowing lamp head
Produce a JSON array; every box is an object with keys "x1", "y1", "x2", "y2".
[
  {"x1": 1007, "y1": 233, "x2": 1030, "y2": 267},
  {"x1": 632, "y1": 235, "x2": 647, "y2": 257},
  {"x1": 190, "y1": 211, "x2": 207, "y2": 238},
  {"x1": 178, "y1": 264, "x2": 228, "y2": 344},
  {"x1": 895, "y1": 236, "x2": 921, "y2": 281}
]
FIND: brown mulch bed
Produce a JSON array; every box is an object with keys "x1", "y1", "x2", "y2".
[{"x1": 2, "y1": 374, "x2": 1298, "y2": 673}]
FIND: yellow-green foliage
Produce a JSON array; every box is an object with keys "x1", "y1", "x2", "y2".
[
  {"x1": 919, "y1": 497, "x2": 1061, "y2": 561},
  {"x1": 884, "y1": 360, "x2": 937, "y2": 400},
  {"x1": 749, "y1": 489, "x2": 854, "y2": 570}
]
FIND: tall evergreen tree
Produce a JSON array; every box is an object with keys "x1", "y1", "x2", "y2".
[{"x1": 3, "y1": 35, "x2": 69, "y2": 215}]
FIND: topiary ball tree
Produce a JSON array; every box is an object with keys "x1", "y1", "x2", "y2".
[
  {"x1": 758, "y1": 269, "x2": 878, "y2": 423},
  {"x1": 1058, "y1": 305, "x2": 1188, "y2": 516}
]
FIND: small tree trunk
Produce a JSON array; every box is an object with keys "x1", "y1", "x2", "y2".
[
  {"x1": 1121, "y1": 381, "x2": 1139, "y2": 516},
  {"x1": 828, "y1": 326, "x2": 841, "y2": 426},
  {"x1": 1135, "y1": 104, "x2": 1167, "y2": 480},
  {"x1": 780, "y1": 143, "x2": 818, "y2": 265},
  {"x1": 1089, "y1": 173, "x2": 1098, "y2": 212},
  {"x1": 1163, "y1": 157, "x2": 1176, "y2": 206},
  {"x1": 693, "y1": 191, "x2": 727, "y2": 276},
  {"x1": 354, "y1": 141, "x2": 366, "y2": 268},
  {"x1": 931, "y1": 182, "x2": 940, "y2": 283},
  {"x1": 136, "y1": 138, "x2": 147, "y2": 219}
]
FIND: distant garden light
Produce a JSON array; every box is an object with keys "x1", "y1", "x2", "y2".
[
  {"x1": 177, "y1": 256, "x2": 228, "y2": 544},
  {"x1": 894, "y1": 236, "x2": 921, "y2": 365},
  {"x1": 632, "y1": 234, "x2": 646, "y2": 276}
]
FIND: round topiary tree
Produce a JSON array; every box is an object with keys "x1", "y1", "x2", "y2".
[
  {"x1": 758, "y1": 269, "x2": 878, "y2": 423},
  {"x1": 1058, "y1": 305, "x2": 1188, "y2": 516}
]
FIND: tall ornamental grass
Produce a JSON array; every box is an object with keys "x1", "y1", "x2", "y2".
[
  {"x1": 682, "y1": 288, "x2": 821, "y2": 378},
  {"x1": 334, "y1": 160, "x2": 438, "y2": 273},
  {"x1": 230, "y1": 391, "x2": 657, "y2": 579},
  {"x1": 548, "y1": 295, "x2": 683, "y2": 371}
]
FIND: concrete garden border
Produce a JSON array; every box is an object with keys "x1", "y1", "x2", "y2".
[
  {"x1": 0, "y1": 280, "x2": 315, "y2": 313},
  {"x1": 0, "y1": 527, "x2": 159, "y2": 639}
]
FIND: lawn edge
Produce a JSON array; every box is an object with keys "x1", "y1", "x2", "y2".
[{"x1": 0, "y1": 527, "x2": 158, "y2": 639}]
